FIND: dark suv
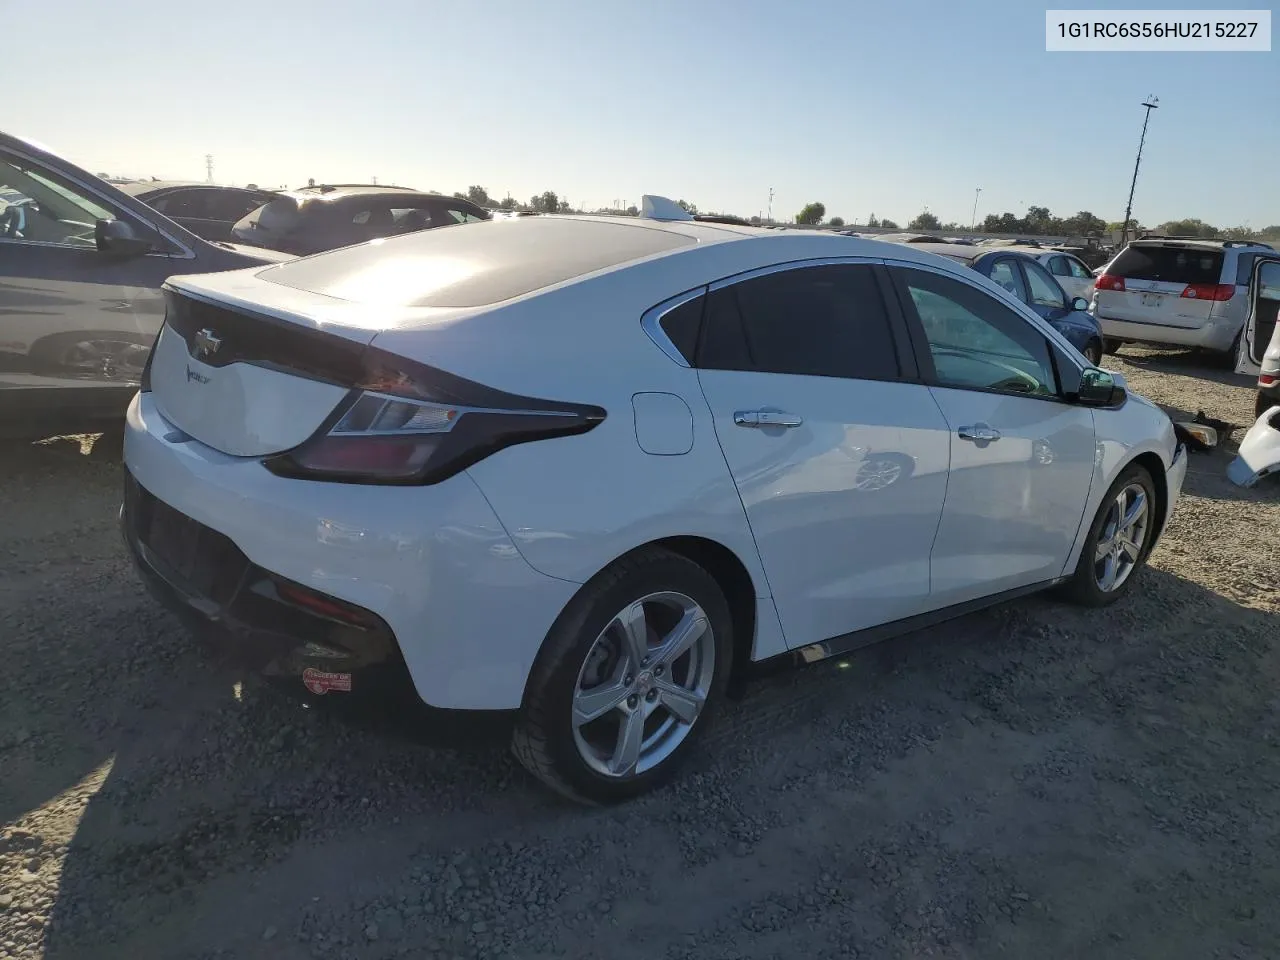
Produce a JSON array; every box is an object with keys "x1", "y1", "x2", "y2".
[
  {"x1": 230, "y1": 185, "x2": 491, "y2": 255},
  {"x1": 0, "y1": 131, "x2": 289, "y2": 441},
  {"x1": 116, "y1": 181, "x2": 277, "y2": 241}
]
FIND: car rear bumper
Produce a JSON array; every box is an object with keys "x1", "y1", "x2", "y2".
[
  {"x1": 122, "y1": 392, "x2": 579, "y2": 710},
  {"x1": 1095, "y1": 315, "x2": 1239, "y2": 351}
]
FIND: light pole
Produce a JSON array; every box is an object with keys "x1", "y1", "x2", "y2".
[
  {"x1": 1121, "y1": 96, "x2": 1159, "y2": 248},
  {"x1": 970, "y1": 187, "x2": 982, "y2": 231},
  {"x1": 767, "y1": 187, "x2": 774, "y2": 224}
]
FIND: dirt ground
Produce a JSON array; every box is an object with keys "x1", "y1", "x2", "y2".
[{"x1": 2, "y1": 347, "x2": 1278, "y2": 960}]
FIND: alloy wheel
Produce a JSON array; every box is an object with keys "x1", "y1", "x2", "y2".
[
  {"x1": 1093, "y1": 482, "x2": 1150, "y2": 592},
  {"x1": 571, "y1": 591, "x2": 716, "y2": 778}
]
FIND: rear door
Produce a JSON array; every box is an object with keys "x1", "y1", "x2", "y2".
[
  {"x1": 1238, "y1": 259, "x2": 1280, "y2": 378},
  {"x1": 694, "y1": 260, "x2": 951, "y2": 648},
  {"x1": 1096, "y1": 243, "x2": 1222, "y2": 329},
  {"x1": 886, "y1": 263, "x2": 1096, "y2": 606}
]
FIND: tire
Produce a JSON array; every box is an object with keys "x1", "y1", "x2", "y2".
[
  {"x1": 511, "y1": 547, "x2": 733, "y2": 805},
  {"x1": 1083, "y1": 340, "x2": 1103, "y2": 366},
  {"x1": 1102, "y1": 338, "x2": 1123, "y2": 355},
  {"x1": 1060, "y1": 464, "x2": 1158, "y2": 608}
]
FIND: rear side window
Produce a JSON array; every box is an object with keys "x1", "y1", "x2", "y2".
[
  {"x1": 1066, "y1": 257, "x2": 1093, "y2": 279},
  {"x1": 1110, "y1": 245, "x2": 1223, "y2": 284},
  {"x1": 1235, "y1": 252, "x2": 1279, "y2": 287},
  {"x1": 657, "y1": 296, "x2": 703, "y2": 364},
  {"x1": 698, "y1": 264, "x2": 899, "y2": 380}
]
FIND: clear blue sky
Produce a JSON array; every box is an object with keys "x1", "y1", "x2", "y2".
[{"x1": 8, "y1": 0, "x2": 1278, "y2": 227}]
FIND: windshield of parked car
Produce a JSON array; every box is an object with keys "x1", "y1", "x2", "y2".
[{"x1": 1109, "y1": 244, "x2": 1223, "y2": 284}]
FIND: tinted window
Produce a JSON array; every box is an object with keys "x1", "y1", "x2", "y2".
[
  {"x1": 0, "y1": 154, "x2": 114, "y2": 247},
  {"x1": 1235, "y1": 252, "x2": 1279, "y2": 287},
  {"x1": 896, "y1": 268, "x2": 1056, "y2": 398},
  {"x1": 1048, "y1": 256, "x2": 1071, "y2": 277},
  {"x1": 657, "y1": 295, "x2": 703, "y2": 364},
  {"x1": 1023, "y1": 260, "x2": 1067, "y2": 310},
  {"x1": 149, "y1": 190, "x2": 209, "y2": 219},
  {"x1": 1110, "y1": 245, "x2": 1223, "y2": 284},
  {"x1": 987, "y1": 258, "x2": 1024, "y2": 300},
  {"x1": 699, "y1": 264, "x2": 899, "y2": 380},
  {"x1": 205, "y1": 190, "x2": 271, "y2": 222}
]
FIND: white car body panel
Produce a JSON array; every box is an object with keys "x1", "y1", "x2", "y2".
[
  {"x1": 124, "y1": 392, "x2": 578, "y2": 710},
  {"x1": 1227, "y1": 407, "x2": 1280, "y2": 487},
  {"x1": 123, "y1": 216, "x2": 1189, "y2": 714}
]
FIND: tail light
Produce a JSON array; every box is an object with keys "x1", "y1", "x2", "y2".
[
  {"x1": 1095, "y1": 274, "x2": 1125, "y2": 292},
  {"x1": 264, "y1": 347, "x2": 606, "y2": 485},
  {"x1": 1261, "y1": 374, "x2": 1277, "y2": 386},
  {"x1": 1180, "y1": 283, "x2": 1235, "y2": 301}
]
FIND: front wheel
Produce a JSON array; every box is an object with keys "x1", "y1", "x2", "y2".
[
  {"x1": 511, "y1": 548, "x2": 732, "y2": 804},
  {"x1": 1060, "y1": 464, "x2": 1158, "y2": 607},
  {"x1": 1083, "y1": 340, "x2": 1103, "y2": 366}
]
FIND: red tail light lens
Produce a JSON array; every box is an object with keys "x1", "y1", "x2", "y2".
[
  {"x1": 1180, "y1": 283, "x2": 1235, "y2": 301},
  {"x1": 1260, "y1": 374, "x2": 1277, "y2": 386},
  {"x1": 1095, "y1": 274, "x2": 1125, "y2": 292},
  {"x1": 264, "y1": 350, "x2": 606, "y2": 485}
]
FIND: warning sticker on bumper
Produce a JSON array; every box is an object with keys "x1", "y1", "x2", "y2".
[{"x1": 302, "y1": 667, "x2": 353, "y2": 695}]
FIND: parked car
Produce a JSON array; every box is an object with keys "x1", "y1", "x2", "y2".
[
  {"x1": 116, "y1": 180, "x2": 278, "y2": 241},
  {"x1": 897, "y1": 242, "x2": 1104, "y2": 364},
  {"x1": 122, "y1": 203, "x2": 1187, "y2": 803},
  {"x1": 1092, "y1": 236, "x2": 1279, "y2": 356},
  {"x1": 1036, "y1": 248, "x2": 1097, "y2": 302},
  {"x1": 1240, "y1": 257, "x2": 1280, "y2": 417},
  {"x1": 0, "y1": 131, "x2": 290, "y2": 441},
  {"x1": 229, "y1": 184, "x2": 491, "y2": 256}
]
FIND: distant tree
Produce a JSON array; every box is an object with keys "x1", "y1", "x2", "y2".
[
  {"x1": 795, "y1": 202, "x2": 826, "y2": 225},
  {"x1": 1259, "y1": 224, "x2": 1280, "y2": 241},
  {"x1": 498, "y1": 195, "x2": 517, "y2": 210},
  {"x1": 829, "y1": 216, "x2": 845, "y2": 228},
  {"x1": 907, "y1": 210, "x2": 941, "y2": 231},
  {"x1": 867, "y1": 214, "x2": 881, "y2": 228},
  {"x1": 540, "y1": 191, "x2": 558, "y2": 214},
  {"x1": 625, "y1": 205, "x2": 639, "y2": 217},
  {"x1": 1155, "y1": 218, "x2": 1219, "y2": 238},
  {"x1": 676, "y1": 199, "x2": 699, "y2": 215},
  {"x1": 452, "y1": 191, "x2": 467, "y2": 200},
  {"x1": 749, "y1": 215, "x2": 761, "y2": 225},
  {"x1": 467, "y1": 185, "x2": 492, "y2": 207},
  {"x1": 557, "y1": 199, "x2": 571, "y2": 213},
  {"x1": 880, "y1": 218, "x2": 899, "y2": 229},
  {"x1": 1060, "y1": 210, "x2": 1107, "y2": 237}
]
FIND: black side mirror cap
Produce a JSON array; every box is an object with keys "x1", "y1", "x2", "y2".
[{"x1": 95, "y1": 218, "x2": 152, "y2": 258}]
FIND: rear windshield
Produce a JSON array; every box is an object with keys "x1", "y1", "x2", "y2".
[
  {"x1": 259, "y1": 217, "x2": 696, "y2": 307},
  {"x1": 1109, "y1": 245, "x2": 1223, "y2": 284},
  {"x1": 235, "y1": 196, "x2": 305, "y2": 236}
]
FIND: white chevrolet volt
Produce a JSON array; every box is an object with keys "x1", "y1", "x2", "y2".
[{"x1": 122, "y1": 200, "x2": 1188, "y2": 804}]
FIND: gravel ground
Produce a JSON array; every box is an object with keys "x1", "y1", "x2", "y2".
[{"x1": 2, "y1": 346, "x2": 1279, "y2": 960}]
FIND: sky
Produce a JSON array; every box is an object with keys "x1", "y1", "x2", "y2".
[{"x1": 7, "y1": 0, "x2": 1278, "y2": 228}]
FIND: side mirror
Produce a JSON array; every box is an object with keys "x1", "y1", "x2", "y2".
[
  {"x1": 95, "y1": 218, "x2": 152, "y2": 258},
  {"x1": 1077, "y1": 367, "x2": 1125, "y2": 407},
  {"x1": 1071, "y1": 296, "x2": 1090, "y2": 311}
]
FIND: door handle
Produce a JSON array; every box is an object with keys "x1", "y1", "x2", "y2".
[
  {"x1": 734, "y1": 410, "x2": 804, "y2": 428},
  {"x1": 957, "y1": 424, "x2": 1001, "y2": 442}
]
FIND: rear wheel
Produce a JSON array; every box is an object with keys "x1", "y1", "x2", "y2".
[
  {"x1": 511, "y1": 548, "x2": 732, "y2": 804},
  {"x1": 1061, "y1": 464, "x2": 1157, "y2": 607},
  {"x1": 1102, "y1": 338, "x2": 1123, "y2": 355}
]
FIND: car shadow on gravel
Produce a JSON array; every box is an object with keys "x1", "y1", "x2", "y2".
[
  {"x1": 1116, "y1": 347, "x2": 1257, "y2": 390},
  {"x1": 32, "y1": 554, "x2": 1280, "y2": 960}
]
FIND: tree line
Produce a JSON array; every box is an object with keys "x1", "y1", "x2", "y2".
[{"x1": 448, "y1": 186, "x2": 1280, "y2": 242}]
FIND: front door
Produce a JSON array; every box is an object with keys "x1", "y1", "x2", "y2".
[
  {"x1": 1237, "y1": 258, "x2": 1280, "y2": 377},
  {"x1": 887, "y1": 264, "x2": 1097, "y2": 606},
  {"x1": 0, "y1": 148, "x2": 174, "y2": 432},
  {"x1": 694, "y1": 261, "x2": 951, "y2": 649}
]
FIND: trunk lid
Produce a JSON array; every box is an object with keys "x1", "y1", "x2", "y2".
[{"x1": 149, "y1": 271, "x2": 397, "y2": 457}]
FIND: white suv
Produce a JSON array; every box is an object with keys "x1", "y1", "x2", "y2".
[{"x1": 1092, "y1": 237, "x2": 1278, "y2": 355}]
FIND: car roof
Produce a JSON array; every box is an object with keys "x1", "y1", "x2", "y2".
[
  {"x1": 292, "y1": 184, "x2": 421, "y2": 197},
  {"x1": 1129, "y1": 236, "x2": 1273, "y2": 251},
  {"x1": 251, "y1": 214, "x2": 969, "y2": 310},
  {"x1": 116, "y1": 180, "x2": 260, "y2": 197}
]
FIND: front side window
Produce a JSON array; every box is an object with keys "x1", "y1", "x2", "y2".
[
  {"x1": 699, "y1": 264, "x2": 899, "y2": 380},
  {"x1": 895, "y1": 267, "x2": 1057, "y2": 398},
  {"x1": 1048, "y1": 256, "x2": 1071, "y2": 277},
  {"x1": 1023, "y1": 260, "x2": 1068, "y2": 310},
  {"x1": 987, "y1": 258, "x2": 1025, "y2": 301},
  {"x1": 0, "y1": 154, "x2": 114, "y2": 247},
  {"x1": 1067, "y1": 257, "x2": 1093, "y2": 279}
]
